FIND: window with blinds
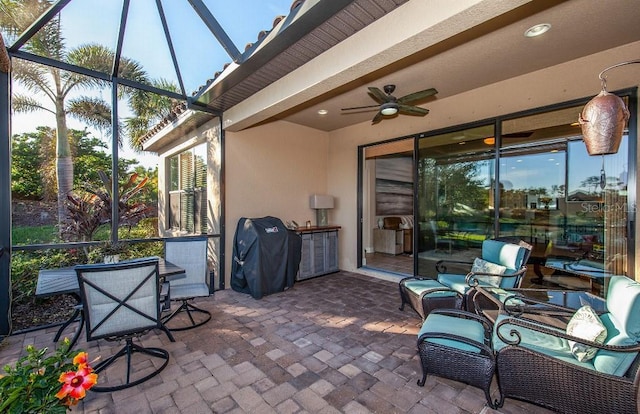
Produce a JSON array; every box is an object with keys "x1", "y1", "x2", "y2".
[{"x1": 168, "y1": 143, "x2": 207, "y2": 234}]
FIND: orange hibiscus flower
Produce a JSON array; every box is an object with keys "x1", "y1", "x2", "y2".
[
  {"x1": 56, "y1": 366, "x2": 98, "y2": 401},
  {"x1": 72, "y1": 351, "x2": 90, "y2": 369}
]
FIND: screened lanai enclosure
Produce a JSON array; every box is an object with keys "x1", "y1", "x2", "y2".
[{"x1": 0, "y1": 0, "x2": 319, "y2": 337}]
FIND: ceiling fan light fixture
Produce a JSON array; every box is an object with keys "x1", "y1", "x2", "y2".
[{"x1": 380, "y1": 102, "x2": 399, "y2": 116}]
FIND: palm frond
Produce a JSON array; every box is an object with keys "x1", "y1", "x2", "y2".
[
  {"x1": 12, "y1": 59, "x2": 55, "y2": 101},
  {"x1": 66, "y1": 96, "x2": 112, "y2": 132},
  {"x1": 12, "y1": 93, "x2": 54, "y2": 114},
  {"x1": 0, "y1": 0, "x2": 50, "y2": 44},
  {"x1": 63, "y1": 44, "x2": 114, "y2": 91}
]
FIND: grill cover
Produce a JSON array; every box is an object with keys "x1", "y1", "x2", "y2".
[{"x1": 231, "y1": 216, "x2": 302, "y2": 299}]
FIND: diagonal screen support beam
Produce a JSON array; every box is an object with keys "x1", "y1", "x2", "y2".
[
  {"x1": 112, "y1": 0, "x2": 130, "y2": 78},
  {"x1": 7, "y1": 0, "x2": 72, "y2": 51},
  {"x1": 156, "y1": 0, "x2": 186, "y2": 96},
  {"x1": 187, "y1": 0, "x2": 241, "y2": 61}
]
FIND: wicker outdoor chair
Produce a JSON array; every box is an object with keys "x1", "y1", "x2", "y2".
[
  {"x1": 399, "y1": 238, "x2": 532, "y2": 320},
  {"x1": 416, "y1": 308, "x2": 498, "y2": 408},
  {"x1": 493, "y1": 275, "x2": 640, "y2": 414}
]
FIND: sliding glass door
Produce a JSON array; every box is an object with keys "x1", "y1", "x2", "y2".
[
  {"x1": 415, "y1": 97, "x2": 634, "y2": 289},
  {"x1": 359, "y1": 91, "x2": 634, "y2": 289},
  {"x1": 417, "y1": 124, "x2": 495, "y2": 277}
]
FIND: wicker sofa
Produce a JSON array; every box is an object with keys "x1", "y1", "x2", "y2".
[{"x1": 493, "y1": 275, "x2": 640, "y2": 414}]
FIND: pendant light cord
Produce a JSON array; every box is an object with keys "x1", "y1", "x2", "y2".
[{"x1": 599, "y1": 59, "x2": 640, "y2": 91}]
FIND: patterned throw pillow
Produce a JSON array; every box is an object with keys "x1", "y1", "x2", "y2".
[
  {"x1": 470, "y1": 257, "x2": 507, "y2": 287},
  {"x1": 566, "y1": 305, "x2": 607, "y2": 362}
]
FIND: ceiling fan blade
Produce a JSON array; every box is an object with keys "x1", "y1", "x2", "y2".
[
  {"x1": 397, "y1": 88, "x2": 438, "y2": 104},
  {"x1": 341, "y1": 104, "x2": 380, "y2": 111},
  {"x1": 398, "y1": 104, "x2": 429, "y2": 116},
  {"x1": 371, "y1": 111, "x2": 384, "y2": 124},
  {"x1": 367, "y1": 87, "x2": 388, "y2": 104}
]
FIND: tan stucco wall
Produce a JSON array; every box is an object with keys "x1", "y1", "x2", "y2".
[{"x1": 224, "y1": 121, "x2": 330, "y2": 284}]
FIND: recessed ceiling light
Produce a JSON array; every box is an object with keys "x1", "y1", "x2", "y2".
[
  {"x1": 524, "y1": 23, "x2": 551, "y2": 38},
  {"x1": 317, "y1": 109, "x2": 328, "y2": 115}
]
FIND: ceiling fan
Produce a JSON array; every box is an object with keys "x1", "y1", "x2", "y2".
[{"x1": 341, "y1": 84, "x2": 438, "y2": 124}]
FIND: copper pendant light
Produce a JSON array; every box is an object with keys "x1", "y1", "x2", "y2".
[{"x1": 578, "y1": 60, "x2": 638, "y2": 156}]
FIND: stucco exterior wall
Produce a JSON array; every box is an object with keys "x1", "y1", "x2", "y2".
[
  {"x1": 224, "y1": 121, "x2": 330, "y2": 286},
  {"x1": 155, "y1": 117, "x2": 223, "y2": 285}
]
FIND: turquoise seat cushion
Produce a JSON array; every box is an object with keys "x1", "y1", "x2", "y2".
[
  {"x1": 605, "y1": 275, "x2": 640, "y2": 342},
  {"x1": 493, "y1": 314, "x2": 596, "y2": 371},
  {"x1": 419, "y1": 313, "x2": 486, "y2": 353},
  {"x1": 592, "y1": 313, "x2": 638, "y2": 376},
  {"x1": 436, "y1": 273, "x2": 470, "y2": 294},
  {"x1": 437, "y1": 272, "x2": 503, "y2": 294},
  {"x1": 494, "y1": 313, "x2": 639, "y2": 376},
  {"x1": 403, "y1": 278, "x2": 458, "y2": 297}
]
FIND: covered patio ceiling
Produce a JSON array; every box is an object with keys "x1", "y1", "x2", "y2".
[{"x1": 232, "y1": 0, "x2": 640, "y2": 132}]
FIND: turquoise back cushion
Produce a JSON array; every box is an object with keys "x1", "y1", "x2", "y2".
[
  {"x1": 481, "y1": 240, "x2": 527, "y2": 288},
  {"x1": 592, "y1": 313, "x2": 638, "y2": 376},
  {"x1": 606, "y1": 276, "x2": 640, "y2": 341},
  {"x1": 481, "y1": 239, "x2": 526, "y2": 271}
]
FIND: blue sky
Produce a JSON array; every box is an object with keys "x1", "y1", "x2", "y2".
[{"x1": 10, "y1": 0, "x2": 293, "y2": 167}]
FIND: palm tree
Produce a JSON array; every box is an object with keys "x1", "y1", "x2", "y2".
[
  {"x1": 126, "y1": 78, "x2": 181, "y2": 151},
  {"x1": 2, "y1": 0, "x2": 150, "y2": 233}
]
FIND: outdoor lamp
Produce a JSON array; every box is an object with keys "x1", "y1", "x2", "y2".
[
  {"x1": 579, "y1": 59, "x2": 638, "y2": 155},
  {"x1": 309, "y1": 194, "x2": 334, "y2": 227}
]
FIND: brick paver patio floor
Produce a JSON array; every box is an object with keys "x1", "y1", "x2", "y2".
[{"x1": 0, "y1": 271, "x2": 553, "y2": 413}]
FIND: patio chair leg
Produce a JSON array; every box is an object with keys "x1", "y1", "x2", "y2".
[
  {"x1": 91, "y1": 338, "x2": 170, "y2": 392},
  {"x1": 417, "y1": 369, "x2": 427, "y2": 387},
  {"x1": 162, "y1": 299, "x2": 211, "y2": 331}
]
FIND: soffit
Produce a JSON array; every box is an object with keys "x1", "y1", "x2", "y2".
[
  {"x1": 194, "y1": 0, "x2": 409, "y2": 112},
  {"x1": 253, "y1": 0, "x2": 640, "y2": 132}
]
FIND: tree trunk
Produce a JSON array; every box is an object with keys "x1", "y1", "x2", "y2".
[{"x1": 55, "y1": 98, "x2": 73, "y2": 236}]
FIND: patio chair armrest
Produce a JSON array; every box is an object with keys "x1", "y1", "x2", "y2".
[
  {"x1": 429, "y1": 309, "x2": 494, "y2": 332},
  {"x1": 417, "y1": 285, "x2": 463, "y2": 301},
  {"x1": 495, "y1": 316, "x2": 640, "y2": 352},
  {"x1": 435, "y1": 259, "x2": 474, "y2": 273},
  {"x1": 465, "y1": 266, "x2": 528, "y2": 287},
  {"x1": 500, "y1": 291, "x2": 604, "y2": 318},
  {"x1": 417, "y1": 331, "x2": 495, "y2": 357}
]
